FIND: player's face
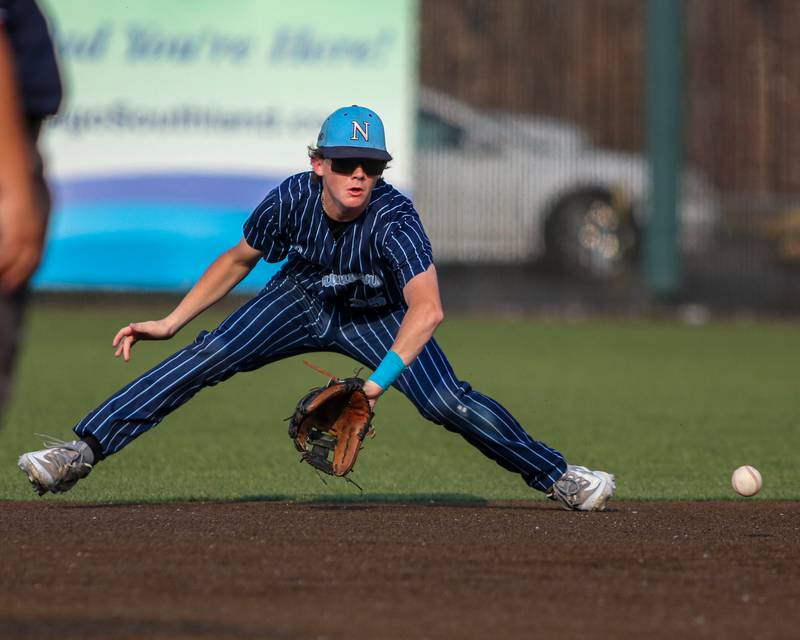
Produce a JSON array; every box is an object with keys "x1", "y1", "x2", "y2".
[{"x1": 311, "y1": 157, "x2": 385, "y2": 220}]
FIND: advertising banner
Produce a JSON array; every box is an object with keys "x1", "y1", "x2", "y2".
[{"x1": 35, "y1": 0, "x2": 417, "y2": 290}]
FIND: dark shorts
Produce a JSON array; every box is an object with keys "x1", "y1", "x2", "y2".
[{"x1": 0, "y1": 288, "x2": 27, "y2": 417}]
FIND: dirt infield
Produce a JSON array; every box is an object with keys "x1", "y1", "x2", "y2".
[{"x1": 1, "y1": 500, "x2": 798, "y2": 640}]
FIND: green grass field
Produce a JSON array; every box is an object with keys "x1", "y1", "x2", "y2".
[{"x1": 1, "y1": 300, "x2": 798, "y2": 502}]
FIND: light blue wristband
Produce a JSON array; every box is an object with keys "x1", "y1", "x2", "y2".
[{"x1": 368, "y1": 350, "x2": 406, "y2": 390}]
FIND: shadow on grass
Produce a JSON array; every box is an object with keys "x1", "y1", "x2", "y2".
[
  {"x1": 239, "y1": 492, "x2": 489, "y2": 506},
  {"x1": 42, "y1": 492, "x2": 489, "y2": 508},
  {"x1": 46, "y1": 493, "x2": 489, "y2": 509}
]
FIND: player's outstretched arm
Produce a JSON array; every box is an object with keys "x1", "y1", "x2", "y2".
[
  {"x1": 362, "y1": 265, "x2": 444, "y2": 402},
  {"x1": 112, "y1": 237, "x2": 263, "y2": 361}
]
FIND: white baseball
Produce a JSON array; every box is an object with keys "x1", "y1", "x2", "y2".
[{"x1": 731, "y1": 465, "x2": 762, "y2": 497}]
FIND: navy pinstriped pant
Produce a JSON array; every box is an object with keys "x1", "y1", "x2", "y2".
[{"x1": 74, "y1": 276, "x2": 567, "y2": 492}]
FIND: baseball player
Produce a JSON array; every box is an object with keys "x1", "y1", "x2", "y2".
[{"x1": 18, "y1": 105, "x2": 615, "y2": 510}]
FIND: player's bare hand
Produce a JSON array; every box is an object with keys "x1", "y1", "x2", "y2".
[
  {"x1": 362, "y1": 379, "x2": 384, "y2": 409},
  {"x1": 112, "y1": 319, "x2": 175, "y2": 362}
]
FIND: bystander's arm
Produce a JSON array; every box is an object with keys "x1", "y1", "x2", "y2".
[{"x1": 0, "y1": 26, "x2": 44, "y2": 293}]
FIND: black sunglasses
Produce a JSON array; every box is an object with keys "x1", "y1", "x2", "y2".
[{"x1": 330, "y1": 158, "x2": 386, "y2": 177}]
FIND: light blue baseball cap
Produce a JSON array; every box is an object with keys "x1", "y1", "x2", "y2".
[{"x1": 316, "y1": 105, "x2": 392, "y2": 161}]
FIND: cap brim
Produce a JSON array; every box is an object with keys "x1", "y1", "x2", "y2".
[{"x1": 319, "y1": 146, "x2": 392, "y2": 161}]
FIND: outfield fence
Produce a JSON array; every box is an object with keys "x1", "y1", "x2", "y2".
[{"x1": 417, "y1": 0, "x2": 800, "y2": 312}]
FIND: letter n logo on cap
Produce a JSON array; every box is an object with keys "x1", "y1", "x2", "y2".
[{"x1": 351, "y1": 121, "x2": 369, "y2": 142}]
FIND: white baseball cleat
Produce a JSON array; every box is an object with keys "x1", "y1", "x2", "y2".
[
  {"x1": 17, "y1": 436, "x2": 93, "y2": 496},
  {"x1": 547, "y1": 464, "x2": 616, "y2": 511}
]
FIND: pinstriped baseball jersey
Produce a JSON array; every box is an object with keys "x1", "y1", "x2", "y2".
[{"x1": 243, "y1": 172, "x2": 432, "y2": 310}]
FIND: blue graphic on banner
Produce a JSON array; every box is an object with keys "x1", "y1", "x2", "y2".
[{"x1": 33, "y1": 173, "x2": 288, "y2": 292}]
